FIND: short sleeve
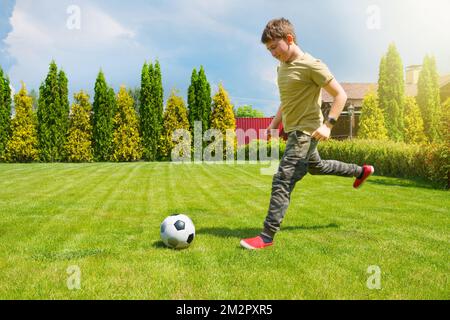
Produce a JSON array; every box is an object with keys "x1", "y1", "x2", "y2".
[{"x1": 310, "y1": 59, "x2": 334, "y2": 87}]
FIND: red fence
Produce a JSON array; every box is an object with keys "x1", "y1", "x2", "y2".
[{"x1": 235, "y1": 118, "x2": 286, "y2": 145}]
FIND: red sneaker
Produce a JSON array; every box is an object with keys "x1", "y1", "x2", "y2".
[
  {"x1": 240, "y1": 236, "x2": 273, "y2": 250},
  {"x1": 353, "y1": 165, "x2": 374, "y2": 189}
]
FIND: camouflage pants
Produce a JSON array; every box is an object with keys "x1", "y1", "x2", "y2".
[{"x1": 262, "y1": 131, "x2": 362, "y2": 239}]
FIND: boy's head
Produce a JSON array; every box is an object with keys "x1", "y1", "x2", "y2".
[
  {"x1": 261, "y1": 18, "x2": 298, "y2": 63},
  {"x1": 261, "y1": 18, "x2": 297, "y2": 44}
]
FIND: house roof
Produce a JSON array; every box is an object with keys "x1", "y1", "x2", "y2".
[
  {"x1": 322, "y1": 75, "x2": 450, "y2": 102},
  {"x1": 440, "y1": 74, "x2": 450, "y2": 87},
  {"x1": 321, "y1": 83, "x2": 377, "y2": 103}
]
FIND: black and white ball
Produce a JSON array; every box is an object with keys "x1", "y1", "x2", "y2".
[{"x1": 160, "y1": 214, "x2": 195, "y2": 249}]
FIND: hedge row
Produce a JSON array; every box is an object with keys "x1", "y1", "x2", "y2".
[
  {"x1": 237, "y1": 138, "x2": 448, "y2": 189},
  {"x1": 318, "y1": 139, "x2": 449, "y2": 189}
]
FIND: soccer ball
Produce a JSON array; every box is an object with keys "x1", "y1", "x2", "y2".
[{"x1": 160, "y1": 214, "x2": 195, "y2": 249}]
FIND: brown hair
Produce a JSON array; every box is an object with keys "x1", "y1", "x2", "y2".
[{"x1": 261, "y1": 18, "x2": 297, "y2": 44}]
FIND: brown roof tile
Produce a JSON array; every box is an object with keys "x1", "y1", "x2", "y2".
[
  {"x1": 322, "y1": 75, "x2": 450, "y2": 103},
  {"x1": 321, "y1": 83, "x2": 377, "y2": 103}
]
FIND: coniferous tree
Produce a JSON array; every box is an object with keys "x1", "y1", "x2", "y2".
[
  {"x1": 65, "y1": 91, "x2": 94, "y2": 162},
  {"x1": 187, "y1": 68, "x2": 199, "y2": 132},
  {"x1": 377, "y1": 44, "x2": 405, "y2": 141},
  {"x1": 440, "y1": 98, "x2": 450, "y2": 188},
  {"x1": 187, "y1": 66, "x2": 212, "y2": 134},
  {"x1": 0, "y1": 66, "x2": 12, "y2": 161},
  {"x1": 417, "y1": 55, "x2": 442, "y2": 142},
  {"x1": 358, "y1": 92, "x2": 388, "y2": 140},
  {"x1": 160, "y1": 90, "x2": 190, "y2": 160},
  {"x1": 93, "y1": 70, "x2": 116, "y2": 161},
  {"x1": 111, "y1": 86, "x2": 142, "y2": 162},
  {"x1": 403, "y1": 96, "x2": 426, "y2": 145},
  {"x1": 210, "y1": 84, "x2": 236, "y2": 159},
  {"x1": 140, "y1": 62, "x2": 152, "y2": 159},
  {"x1": 377, "y1": 56, "x2": 387, "y2": 116},
  {"x1": 58, "y1": 69, "x2": 70, "y2": 150},
  {"x1": 128, "y1": 87, "x2": 140, "y2": 113},
  {"x1": 29, "y1": 89, "x2": 38, "y2": 112},
  {"x1": 152, "y1": 61, "x2": 164, "y2": 159},
  {"x1": 442, "y1": 98, "x2": 450, "y2": 144},
  {"x1": 197, "y1": 66, "x2": 212, "y2": 132},
  {"x1": 210, "y1": 84, "x2": 236, "y2": 134},
  {"x1": 140, "y1": 60, "x2": 164, "y2": 161},
  {"x1": 6, "y1": 82, "x2": 38, "y2": 162},
  {"x1": 37, "y1": 61, "x2": 69, "y2": 162}
]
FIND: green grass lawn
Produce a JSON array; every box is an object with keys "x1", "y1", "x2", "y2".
[{"x1": 0, "y1": 162, "x2": 448, "y2": 299}]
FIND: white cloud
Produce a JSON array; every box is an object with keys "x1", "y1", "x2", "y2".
[
  {"x1": 4, "y1": 0, "x2": 258, "y2": 99},
  {"x1": 6, "y1": 0, "x2": 447, "y2": 115},
  {"x1": 4, "y1": 0, "x2": 140, "y2": 92},
  {"x1": 82, "y1": 5, "x2": 135, "y2": 41}
]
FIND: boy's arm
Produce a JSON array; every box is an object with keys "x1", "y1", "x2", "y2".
[
  {"x1": 267, "y1": 104, "x2": 282, "y2": 136},
  {"x1": 311, "y1": 78, "x2": 347, "y2": 141}
]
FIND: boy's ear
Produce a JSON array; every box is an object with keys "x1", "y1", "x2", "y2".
[{"x1": 286, "y1": 34, "x2": 294, "y2": 45}]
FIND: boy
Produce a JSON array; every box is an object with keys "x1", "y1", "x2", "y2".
[{"x1": 240, "y1": 18, "x2": 374, "y2": 250}]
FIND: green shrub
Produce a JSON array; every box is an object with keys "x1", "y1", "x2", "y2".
[
  {"x1": 234, "y1": 138, "x2": 448, "y2": 188},
  {"x1": 423, "y1": 142, "x2": 449, "y2": 189},
  {"x1": 318, "y1": 139, "x2": 448, "y2": 189}
]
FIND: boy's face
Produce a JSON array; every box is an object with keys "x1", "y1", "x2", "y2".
[{"x1": 265, "y1": 35, "x2": 294, "y2": 63}]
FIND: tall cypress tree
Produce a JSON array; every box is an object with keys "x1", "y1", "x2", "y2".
[
  {"x1": 153, "y1": 61, "x2": 164, "y2": 159},
  {"x1": 140, "y1": 60, "x2": 164, "y2": 161},
  {"x1": 187, "y1": 66, "x2": 212, "y2": 135},
  {"x1": 197, "y1": 66, "x2": 212, "y2": 133},
  {"x1": 139, "y1": 62, "x2": 152, "y2": 160},
  {"x1": 58, "y1": 69, "x2": 69, "y2": 160},
  {"x1": 417, "y1": 55, "x2": 442, "y2": 142},
  {"x1": 187, "y1": 68, "x2": 199, "y2": 132},
  {"x1": 0, "y1": 66, "x2": 12, "y2": 161},
  {"x1": 37, "y1": 61, "x2": 69, "y2": 162},
  {"x1": 377, "y1": 56, "x2": 387, "y2": 121},
  {"x1": 377, "y1": 44, "x2": 405, "y2": 141},
  {"x1": 93, "y1": 70, "x2": 116, "y2": 161}
]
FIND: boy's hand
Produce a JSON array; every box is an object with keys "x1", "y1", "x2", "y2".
[
  {"x1": 266, "y1": 125, "x2": 279, "y2": 138},
  {"x1": 311, "y1": 123, "x2": 331, "y2": 141}
]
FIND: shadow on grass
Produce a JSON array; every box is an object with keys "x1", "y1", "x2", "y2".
[
  {"x1": 369, "y1": 176, "x2": 444, "y2": 190},
  {"x1": 152, "y1": 241, "x2": 168, "y2": 249},
  {"x1": 150, "y1": 223, "x2": 339, "y2": 249},
  {"x1": 197, "y1": 223, "x2": 339, "y2": 239}
]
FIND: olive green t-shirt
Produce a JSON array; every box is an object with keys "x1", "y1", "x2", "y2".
[{"x1": 277, "y1": 52, "x2": 334, "y2": 135}]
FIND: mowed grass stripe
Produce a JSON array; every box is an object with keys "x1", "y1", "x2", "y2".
[
  {"x1": 0, "y1": 163, "x2": 448, "y2": 299},
  {"x1": 5, "y1": 164, "x2": 128, "y2": 260}
]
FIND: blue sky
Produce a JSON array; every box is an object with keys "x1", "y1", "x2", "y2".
[{"x1": 1, "y1": 0, "x2": 449, "y2": 115}]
